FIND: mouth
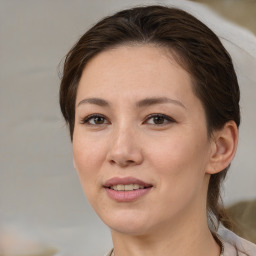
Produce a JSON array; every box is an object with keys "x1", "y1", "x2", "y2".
[
  {"x1": 103, "y1": 177, "x2": 153, "y2": 202},
  {"x1": 109, "y1": 184, "x2": 150, "y2": 191},
  {"x1": 103, "y1": 176, "x2": 153, "y2": 190}
]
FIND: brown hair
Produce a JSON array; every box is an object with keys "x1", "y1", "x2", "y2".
[{"x1": 59, "y1": 5, "x2": 240, "y2": 230}]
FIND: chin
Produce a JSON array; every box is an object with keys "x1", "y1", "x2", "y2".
[
  {"x1": 100, "y1": 210, "x2": 152, "y2": 236},
  {"x1": 110, "y1": 223, "x2": 150, "y2": 236}
]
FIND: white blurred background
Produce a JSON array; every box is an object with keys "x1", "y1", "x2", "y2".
[{"x1": 0, "y1": 0, "x2": 255, "y2": 255}]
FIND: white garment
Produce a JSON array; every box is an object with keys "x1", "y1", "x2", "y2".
[
  {"x1": 105, "y1": 228, "x2": 256, "y2": 256},
  {"x1": 218, "y1": 226, "x2": 256, "y2": 256}
]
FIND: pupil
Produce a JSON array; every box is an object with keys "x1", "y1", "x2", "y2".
[
  {"x1": 95, "y1": 117, "x2": 104, "y2": 124},
  {"x1": 154, "y1": 116, "x2": 164, "y2": 124}
]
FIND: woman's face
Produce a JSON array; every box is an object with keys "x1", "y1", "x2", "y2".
[{"x1": 73, "y1": 45, "x2": 214, "y2": 235}]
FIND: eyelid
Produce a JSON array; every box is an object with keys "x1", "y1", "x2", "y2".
[
  {"x1": 80, "y1": 113, "x2": 109, "y2": 125},
  {"x1": 143, "y1": 113, "x2": 176, "y2": 125}
]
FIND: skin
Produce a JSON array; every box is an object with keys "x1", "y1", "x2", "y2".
[{"x1": 73, "y1": 45, "x2": 238, "y2": 256}]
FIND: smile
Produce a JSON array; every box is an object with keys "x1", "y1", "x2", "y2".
[
  {"x1": 110, "y1": 184, "x2": 147, "y2": 191},
  {"x1": 104, "y1": 177, "x2": 153, "y2": 202}
]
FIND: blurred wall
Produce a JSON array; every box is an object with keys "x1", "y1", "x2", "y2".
[
  {"x1": 0, "y1": 0, "x2": 255, "y2": 255},
  {"x1": 191, "y1": 0, "x2": 256, "y2": 35}
]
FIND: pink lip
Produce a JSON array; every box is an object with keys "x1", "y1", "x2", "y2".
[
  {"x1": 104, "y1": 177, "x2": 152, "y2": 188},
  {"x1": 103, "y1": 177, "x2": 153, "y2": 202}
]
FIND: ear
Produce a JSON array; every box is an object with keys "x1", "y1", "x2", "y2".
[{"x1": 206, "y1": 121, "x2": 238, "y2": 174}]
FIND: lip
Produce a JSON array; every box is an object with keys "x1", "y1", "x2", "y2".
[
  {"x1": 103, "y1": 176, "x2": 152, "y2": 188},
  {"x1": 103, "y1": 177, "x2": 153, "y2": 202}
]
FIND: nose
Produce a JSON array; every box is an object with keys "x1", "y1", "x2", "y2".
[{"x1": 106, "y1": 125, "x2": 144, "y2": 167}]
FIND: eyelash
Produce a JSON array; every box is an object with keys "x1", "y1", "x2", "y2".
[
  {"x1": 144, "y1": 113, "x2": 176, "y2": 126},
  {"x1": 80, "y1": 113, "x2": 176, "y2": 126},
  {"x1": 80, "y1": 114, "x2": 109, "y2": 125}
]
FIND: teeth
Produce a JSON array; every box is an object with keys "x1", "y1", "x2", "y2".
[
  {"x1": 117, "y1": 184, "x2": 124, "y2": 191},
  {"x1": 124, "y1": 184, "x2": 133, "y2": 191},
  {"x1": 110, "y1": 184, "x2": 145, "y2": 191},
  {"x1": 133, "y1": 184, "x2": 139, "y2": 190}
]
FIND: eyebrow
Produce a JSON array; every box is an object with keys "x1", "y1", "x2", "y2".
[
  {"x1": 77, "y1": 98, "x2": 110, "y2": 107},
  {"x1": 77, "y1": 97, "x2": 185, "y2": 109},
  {"x1": 136, "y1": 97, "x2": 186, "y2": 109}
]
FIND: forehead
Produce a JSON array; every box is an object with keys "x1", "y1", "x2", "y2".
[{"x1": 77, "y1": 45, "x2": 194, "y2": 101}]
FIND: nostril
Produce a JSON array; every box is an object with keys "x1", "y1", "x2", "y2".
[
  {"x1": 109, "y1": 160, "x2": 116, "y2": 165},
  {"x1": 109, "y1": 159, "x2": 135, "y2": 167}
]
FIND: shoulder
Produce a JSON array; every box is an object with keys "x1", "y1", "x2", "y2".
[{"x1": 218, "y1": 226, "x2": 256, "y2": 256}]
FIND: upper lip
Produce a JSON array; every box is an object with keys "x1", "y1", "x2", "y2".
[{"x1": 103, "y1": 177, "x2": 153, "y2": 188}]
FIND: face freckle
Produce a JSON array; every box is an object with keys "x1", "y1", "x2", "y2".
[{"x1": 73, "y1": 45, "x2": 213, "y2": 236}]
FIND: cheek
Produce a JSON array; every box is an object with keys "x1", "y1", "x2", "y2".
[
  {"x1": 149, "y1": 133, "x2": 207, "y2": 166},
  {"x1": 72, "y1": 132, "x2": 107, "y2": 192},
  {"x1": 149, "y1": 136, "x2": 210, "y2": 215},
  {"x1": 148, "y1": 132, "x2": 210, "y2": 189},
  {"x1": 73, "y1": 128, "x2": 106, "y2": 165}
]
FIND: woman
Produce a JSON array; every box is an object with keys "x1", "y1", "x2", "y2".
[{"x1": 59, "y1": 5, "x2": 256, "y2": 256}]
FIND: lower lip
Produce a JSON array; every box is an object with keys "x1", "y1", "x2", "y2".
[{"x1": 105, "y1": 187, "x2": 152, "y2": 202}]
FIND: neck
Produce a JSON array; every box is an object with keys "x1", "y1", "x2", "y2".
[{"x1": 111, "y1": 220, "x2": 220, "y2": 256}]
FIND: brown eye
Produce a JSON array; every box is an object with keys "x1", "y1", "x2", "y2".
[
  {"x1": 145, "y1": 114, "x2": 175, "y2": 126},
  {"x1": 81, "y1": 114, "x2": 108, "y2": 125},
  {"x1": 93, "y1": 116, "x2": 105, "y2": 124},
  {"x1": 152, "y1": 115, "x2": 165, "y2": 124}
]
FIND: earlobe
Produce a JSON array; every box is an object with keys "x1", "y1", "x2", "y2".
[{"x1": 206, "y1": 121, "x2": 238, "y2": 174}]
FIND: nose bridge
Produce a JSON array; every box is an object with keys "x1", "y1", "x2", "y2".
[
  {"x1": 114, "y1": 119, "x2": 133, "y2": 145},
  {"x1": 107, "y1": 118, "x2": 143, "y2": 166}
]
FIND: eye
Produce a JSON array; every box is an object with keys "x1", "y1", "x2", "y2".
[
  {"x1": 81, "y1": 114, "x2": 109, "y2": 125},
  {"x1": 144, "y1": 114, "x2": 175, "y2": 126}
]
